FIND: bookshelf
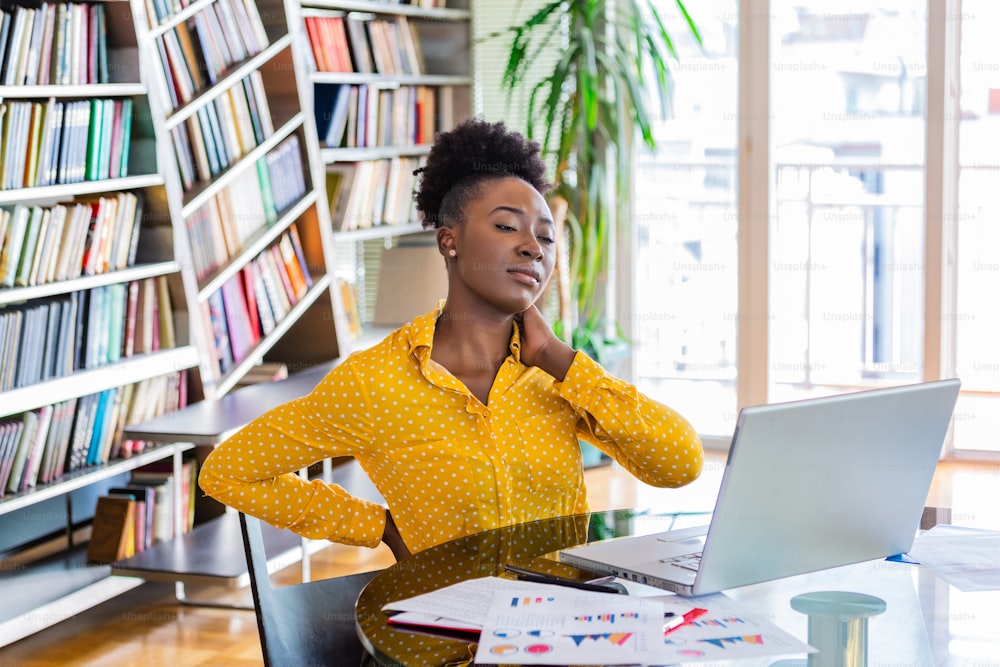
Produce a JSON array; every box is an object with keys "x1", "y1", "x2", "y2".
[
  {"x1": 134, "y1": 0, "x2": 346, "y2": 400},
  {"x1": 294, "y1": 0, "x2": 473, "y2": 353},
  {"x1": 0, "y1": 0, "x2": 200, "y2": 645},
  {"x1": 0, "y1": 0, "x2": 475, "y2": 646}
]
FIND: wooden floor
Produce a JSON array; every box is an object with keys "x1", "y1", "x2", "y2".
[{"x1": 2, "y1": 453, "x2": 998, "y2": 666}]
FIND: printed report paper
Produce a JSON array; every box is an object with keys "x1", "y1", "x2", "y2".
[
  {"x1": 474, "y1": 587, "x2": 666, "y2": 665},
  {"x1": 649, "y1": 592, "x2": 816, "y2": 665}
]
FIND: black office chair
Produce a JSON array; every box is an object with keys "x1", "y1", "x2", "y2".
[{"x1": 239, "y1": 512, "x2": 382, "y2": 667}]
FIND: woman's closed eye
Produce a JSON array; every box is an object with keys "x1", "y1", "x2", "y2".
[{"x1": 495, "y1": 223, "x2": 555, "y2": 245}]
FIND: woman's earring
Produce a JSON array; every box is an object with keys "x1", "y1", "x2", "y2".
[{"x1": 448, "y1": 249, "x2": 456, "y2": 257}]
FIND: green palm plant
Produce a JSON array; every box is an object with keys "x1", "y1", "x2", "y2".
[{"x1": 497, "y1": 0, "x2": 700, "y2": 362}]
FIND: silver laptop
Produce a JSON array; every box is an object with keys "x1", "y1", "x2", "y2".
[{"x1": 560, "y1": 379, "x2": 961, "y2": 596}]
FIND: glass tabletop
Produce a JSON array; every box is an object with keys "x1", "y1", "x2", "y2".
[{"x1": 354, "y1": 509, "x2": 1000, "y2": 666}]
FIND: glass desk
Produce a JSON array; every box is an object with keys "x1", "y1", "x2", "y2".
[{"x1": 355, "y1": 509, "x2": 1000, "y2": 666}]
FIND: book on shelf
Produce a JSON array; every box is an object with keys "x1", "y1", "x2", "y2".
[
  {"x1": 212, "y1": 0, "x2": 244, "y2": 63},
  {"x1": 4, "y1": 409, "x2": 39, "y2": 495},
  {"x1": 246, "y1": 258, "x2": 276, "y2": 335},
  {"x1": 118, "y1": 373, "x2": 184, "y2": 458},
  {"x1": 255, "y1": 158, "x2": 277, "y2": 226},
  {"x1": 0, "y1": 192, "x2": 141, "y2": 287},
  {"x1": 104, "y1": 381, "x2": 134, "y2": 460},
  {"x1": 344, "y1": 14, "x2": 374, "y2": 74},
  {"x1": 125, "y1": 472, "x2": 174, "y2": 545},
  {"x1": 286, "y1": 223, "x2": 313, "y2": 288},
  {"x1": 19, "y1": 403, "x2": 54, "y2": 492},
  {"x1": 12, "y1": 205, "x2": 43, "y2": 287},
  {"x1": 205, "y1": 290, "x2": 234, "y2": 374},
  {"x1": 325, "y1": 157, "x2": 421, "y2": 231},
  {"x1": 155, "y1": 274, "x2": 176, "y2": 349},
  {"x1": 0, "y1": 2, "x2": 112, "y2": 87},
  {"x1": 153, "y1": 0, "x2": 266, "y2": 94},
  {"x1": 84, "y1": 387, "x2": 117, "y2": 466},
  {"x1": 0, "y1": 98, "x2": 133, "y2": 189},
  {"x1": 244, "y1": 66, "x2": 273, "y2": 138},
  {"x1": 40, "y1": 397, "x2": 76, "y2": 483},
  {"x1": 303, "y1": 12, "x2": 352, "y2": 73},
  {"x1": 130, "y1": 458, "x2": 197, "y2": 539},
  {"x1": 0, "y1": 204, "x2": 29, "y2": 286},
  {"x1": 105, "y1": 282, "x2": 127, "y2": 364},
  {"x1": 0, "y1": 419, "x2": 25, "y2": 496},
  {"x1": 280, "y1": 229, "x2": 311, "y2": 288},
  {"x1": 219, "y1": 276, "x2": 256, "y2": 364},
  {"x1": 38, "y1": 296, "x2": 62, "y2": 381},
  {"x1": 86, "y1": 494, "x2": 136, "y2": 564},
  {"x1": 267, "y1": 243, "x2": 297, "y2": 306},
  {"x1": 314, "y1": 83, "x2": 350, "y2": 147},
  {"x1": 39, "y1": 398, "x2": 71, "y2": 482},
  {"x1": 263, "y1": 138, "x2": 298, "y2": 215},
  {"x1": 233, "y1": 361, "x2": 288, "y2": 389},
  {"x1": 258, "y1": 246, "x2": 291, "y2": 315},
  {"x1": 337, "y1": 278, "x2": 362, "y2": 342},
  {"x1": 106, "y1": 484, "x2": 152, "y2": 554},
  {"x1": 239, "y1": 262, "x2": 261, "y2": 338}
]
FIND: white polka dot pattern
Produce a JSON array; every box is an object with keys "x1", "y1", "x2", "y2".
[{"x1": 199, "y1": 304, "x2": 704, "y2": 553}]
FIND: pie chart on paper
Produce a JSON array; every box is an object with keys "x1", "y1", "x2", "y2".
[
  {"x1": 489, "y1": 644, "x2": 519, "y2": 656},
  {"x1": 525, "y1": 644, "x2": 553, "y2": 655},
  {"x1": 493, "y1": 629, "x2": 521, "y2": 639}
]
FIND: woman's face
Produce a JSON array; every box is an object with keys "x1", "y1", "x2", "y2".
[{"x1": 443, "y1": 177, "x2": 556, "y2": 315}]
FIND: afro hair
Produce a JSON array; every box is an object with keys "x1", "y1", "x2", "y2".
[{"x1": 413, "y1": 118, "x2": 551, "y2": 228}]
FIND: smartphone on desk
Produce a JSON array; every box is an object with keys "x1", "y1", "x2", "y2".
[{"x1": 503, "y1": 558, "x2": 626, "y2": 594}]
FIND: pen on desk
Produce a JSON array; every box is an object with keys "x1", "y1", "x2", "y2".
[{"x1": 664, "y1": 607, "x2": 708, "y2": 634}]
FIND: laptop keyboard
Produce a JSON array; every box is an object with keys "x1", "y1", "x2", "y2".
[{"x1": 660, "y1": 553, "x2": 702, "y2": 572}]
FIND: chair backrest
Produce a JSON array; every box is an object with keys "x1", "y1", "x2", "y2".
[{"x1": 239, "y1": 512, "x2": 380, "y2": 667}]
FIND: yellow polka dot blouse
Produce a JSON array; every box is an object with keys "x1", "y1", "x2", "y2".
[{"x1": 199, "y1": 304, "x2": 704, "y2": 554}]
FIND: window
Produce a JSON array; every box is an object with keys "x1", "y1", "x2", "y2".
[
  {"x1": 769, "y1": 3, "x2": 927, "y2": 401},
  {"x1": 633, "y1": 0, "x2": 739, "y2": 438},
  {"x1": 632, "y1": 1, "x2": 996, "y2": 458},
  {"x1": 952, "y1": 0, "x2": 1000, "y2": 454}
]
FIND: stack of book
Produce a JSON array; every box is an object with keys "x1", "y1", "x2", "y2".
[
  {"x1": 314, "y1": 83, "x2": 436, "y2": 149},
  {"x1": 0, "y1": 97, "x2": 133, "y2": 189},
  {"x1": 303, "y1": 11, "x2": 425, "y2": 76},
  {"x1": 0, "y1": 370, "x2": 188, "y2": 497},
  {"x1": 0, "y1": 2, "x2": 111, "y2": 86},
  {"x1": 0, "y1": 193, "x2": 143, "y2": 288},
  {"x1": 169, "y1": 70, "x2": 274, "y2": 190},
  {"x1": 152, "y1": 0, "x2": 269, "y2": 109},
  {"x1": 202, "y1": 224, "x2": 313, "y2": 373},
  {"x1": 86, "y1": 457, "x2": 197, "y2": 564},
  {"x1": 326, "y1": 157, "x2": 421, "y2": 231},
  {"x1": 0, "y1": 274, "x2": 178, "y2": 391},
  {"x1": 185, "y1": 135, "x2": 308, "y2": 281}
]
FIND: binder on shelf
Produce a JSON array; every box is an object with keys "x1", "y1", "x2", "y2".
[
  {"x1": 86, "y1": 495, "x2": 136, "y2": 564},
  {"x1": 106, "y1": 484, "x2": 152, "y2": 553}
]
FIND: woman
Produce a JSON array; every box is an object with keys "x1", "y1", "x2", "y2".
[{"x1": 199, "y1": 118, "x2": 703, "y2": 560}]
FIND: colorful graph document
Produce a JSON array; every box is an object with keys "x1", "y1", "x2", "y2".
[
  {"x1": 383, "y1": 576, "x2": 815, "y2": 665},
  {"x1": 475, "y1": 588, "x2": 666, "y2": 665},
  {"x1": 650, "y1": 593, "x2": 816, "y2": 664}
]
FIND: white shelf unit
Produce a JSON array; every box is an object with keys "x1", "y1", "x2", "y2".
[
  {"x1": 0, "y1": 0, "x2": 203, "y2": 645},
  {"x1": 293, "y1": 0, "x2": 474, "y2": 354},
  {"x1": 132, "y1": 0, "x2": 348, "y2": 400}
]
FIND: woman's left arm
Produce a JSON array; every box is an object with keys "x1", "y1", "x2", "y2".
[
  {"x1": 518, "y1": 306, "x2": 704, "y2": 488},
  {"x1": 556, "y1": 351, "x2": 704, "y2": 488}
]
